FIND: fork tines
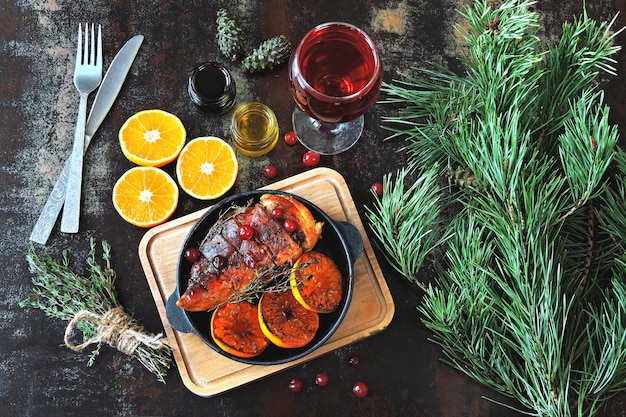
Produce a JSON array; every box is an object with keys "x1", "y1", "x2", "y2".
[{"x1": 76, "y1": 23, "x2": 102, "y2": 67}]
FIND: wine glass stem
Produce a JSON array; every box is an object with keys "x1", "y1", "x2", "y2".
[{"x1": 292, "y1": 107, "x2": 364, "y2": 155}]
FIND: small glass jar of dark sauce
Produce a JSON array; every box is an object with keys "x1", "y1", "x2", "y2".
[{"x1": 188, "y1": 62, "x2": 236, "y2": 114}]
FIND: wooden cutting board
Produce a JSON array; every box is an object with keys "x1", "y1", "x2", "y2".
[{"x1": 138, "y1": 167, "x2": 394, "y2": 397}]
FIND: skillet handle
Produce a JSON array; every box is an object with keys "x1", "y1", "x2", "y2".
[
  {"x1": 166, "y1": 291, "x2": 196, "y2": 334},
  {"x1": 337, "y1": 221, "x2": 363, "y2": 263}
]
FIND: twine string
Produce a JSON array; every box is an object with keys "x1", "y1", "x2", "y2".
[{"x1": 64, "y1": 306, "x2": 168, "y2": 355}]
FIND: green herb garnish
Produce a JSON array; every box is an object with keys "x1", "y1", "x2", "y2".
[{"x1": 21, "y1": 238, "x2": 172, "y2": 383}]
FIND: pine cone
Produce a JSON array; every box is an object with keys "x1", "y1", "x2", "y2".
[
  {"x1": 243, "y1": 35, "x2": 292, "y2": 72},
  {"x1": 216, "y1": 9, "x2": 244, "y2": 61}
]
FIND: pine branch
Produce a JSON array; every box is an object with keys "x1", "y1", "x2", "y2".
[
  {"x1": 536, "y1": 11, "x2": 623, "y2": 150},
  {"x1": 381, "y1": 69, "x2": 479, "y2": 171},
  {"x1": 370, "y1": 0, "x2": 626, "y2": 415},
  {"x1": 365, "y1": 167, "x2": 451, "y2": 291},
  {"x1": 553, "y1": 90, "x2": 619, "y2": 226}
]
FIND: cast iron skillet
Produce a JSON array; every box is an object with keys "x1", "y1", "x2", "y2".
[{"x1": 165, "y1": 190, "x2": 363, "y2": 365}]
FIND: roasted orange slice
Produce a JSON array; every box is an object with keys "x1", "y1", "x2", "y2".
[
  {"x1": 259, "y1": 194, "x2": 323, "y2": 251},
  {"x1": 258, "y1": 290, "x2": 319, "y2": 348},
  {"x1": 210, "y1": 301, "x2": 269, "y2": 358},
  {"x1": 290, "y1": 251, "x2": 343, "y2": 313}
]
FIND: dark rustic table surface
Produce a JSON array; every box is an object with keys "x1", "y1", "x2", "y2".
[{"x1": 3, "y1": 1, "x2": 626, "y2": 416}]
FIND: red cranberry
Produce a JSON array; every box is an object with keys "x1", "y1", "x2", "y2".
[
  {"x1": 238, "y1": 224, "x2": 254, "y2": 240},
  {"x1": 348, "y1": 354, "x2": 361, "y2": 368},
  {"x1": 315, "y1": 373, "x2": 329, "y2": 386},
  {"x1": 212, "y1": 255, "x2": 226, "y2": 271},
  {"x1": 283, "y1": 219, "x2": 297, "y2": 232},
  {"x1": 263, "y1": 164, "x2": 278, "y2": 179},
  {"x1": 284, "y1": 131, "x2": 298, "y2": 146},
  {"x1": 184, "y1": 247, "x2": 201, "y2": 262},
  {"x1": 302, "y1": 151, "x2": 320, "y2": 167},
  {"x1": 371, "y1": 182, "x2": 383, "y2": 196},
  {"x1": 352, "y1": 381, "x2": 369, "y2": 397},
  {"x1": 270, "y1": 207, "x2": 283, "y2": 219},
  {"x1": 288, "y1": 378, "x2": 303, "y2": 392}
]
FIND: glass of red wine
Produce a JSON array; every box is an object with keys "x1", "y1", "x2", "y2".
[{"x1": 288, "y1": 22, "x2": 382, "y2": 155}]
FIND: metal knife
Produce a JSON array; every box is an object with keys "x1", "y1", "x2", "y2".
[{"x1": 30, "y1": 34, "x2": 144, "y2": 245}]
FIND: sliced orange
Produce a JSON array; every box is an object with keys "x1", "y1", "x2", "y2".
[
  {"x1": 119, "y1": 109, "x2": 186, "y2": 167},
  {"x1": 290, "y1": 251, "x2": 343, "y2": 313},
  {"x1": 176, "y1": 136, "x2": 238, "y2": 200},
  {"x1": 258, "y1": 289, "x2": 319, "y2": 348},
  {"x1": 210, "y1": 301, "x2": 270, "y2": 358},
  {"x1": 112, "y1": 166, "x2": 179, "y2": 228}
]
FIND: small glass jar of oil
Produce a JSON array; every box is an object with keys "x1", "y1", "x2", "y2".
[{"x1": 230, "y1": 102, "x2": 279, "y2": 156}]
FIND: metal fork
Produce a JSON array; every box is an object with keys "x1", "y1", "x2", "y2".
[{"x1": 60, "y1": 23, "x2": 103, "y2": 233}]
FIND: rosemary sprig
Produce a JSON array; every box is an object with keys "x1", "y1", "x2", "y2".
[
  {"x1": 369, "y1": 0, "x2": 626, "y2": 415},
  {"x1": 20, "y1": 238, "x2": 172, "y2": 383}
]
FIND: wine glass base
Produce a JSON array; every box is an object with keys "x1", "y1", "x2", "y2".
[{"x1": 292, "y1": 107, "x2": 364, "y2": 155}]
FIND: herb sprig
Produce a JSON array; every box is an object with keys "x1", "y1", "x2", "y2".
[{"x1": 21, "y1": 238, "x2": 172, "y2": 383}]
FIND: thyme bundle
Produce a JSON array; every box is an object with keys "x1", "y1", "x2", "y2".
[
  {"x1": 21, "y1": 238, "x2": 172, "y2": 383},
  {"x1": 367, "y1": 1, "x2": 626, "y2": 415}
]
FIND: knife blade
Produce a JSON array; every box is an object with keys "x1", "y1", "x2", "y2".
[{"x1": 30, "y1": 34, "x2": 144, "y2": 245}]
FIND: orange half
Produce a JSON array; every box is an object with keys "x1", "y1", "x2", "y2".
[
  {"x1": 112, "y1": 166, "x2": 179, "y2": 228},
  {"x1": 119, "y1": 109, "x2": 186, "y2": 167},
  {"x1": 176, "y1": 136, "x2": 238, "y2": 200}
]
